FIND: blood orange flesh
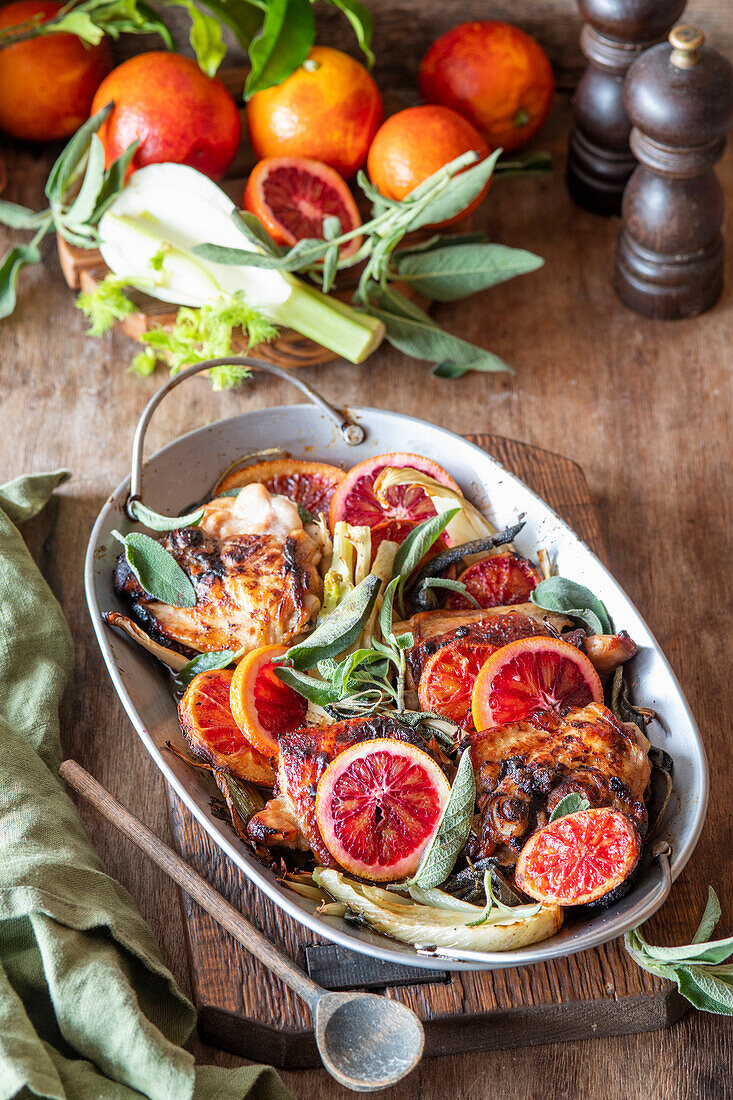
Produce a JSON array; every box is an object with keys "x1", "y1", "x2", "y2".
[
  {"x1": 328, "y1": 452, "x2": 461, "y2": 533},
  {"x1": 178, "y1": 669, "x2": 275, "y2": 785},
  {"x1": 472, "y1": 636, "x2": 604, "y2": 729},
  {"x1": 315, "y1": 738, "x2": 451, "y2": 880},
  {"x1": 243, "y1": 156, "x2": 362, "y2": 257},
  {"x1": 230, "y1": 645, "x2": 307, "y2": 758},
  {"x1": 418, "y1": 640, "x2": 497, "y2": 729},
  {"x1": 515, "y1": 808, "x2": 642, "y2": 906},
  {"x1": 448, "y1": 552, "x2": 541, "y2": 610},
  {"x1": 216, "y1": 458, "x2": 345, "y2": 519}
]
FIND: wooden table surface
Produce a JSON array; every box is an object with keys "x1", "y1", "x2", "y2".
[{"x1": 1, "y1": 96, "x2": 731, "y2": 1099}]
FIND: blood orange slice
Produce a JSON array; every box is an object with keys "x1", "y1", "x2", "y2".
[
  {"x1": 243, "y1": 156, "x2": 363, "y2": 257},
  {"x1": 471, "y1": 636, "x2": 604, "y2": 729},
  {"x1": 329, "y1": 452, "x2": 461, "y2": 533},
  {"x1": 418, "y1": 640, "x2": 497, "y2": 729},
  {"x1": 216, "y1": 458, "x2": 345, "y2": 518},
  {"x1": 515, "y1": 808, "x2": 642, "y2": 906},
  {"x1": 448, "y1": 552, "x2": 541, "y2": 610},
  {"x1": 230, "y1": 645, "x2": 307, "y2": 758},
  {"x1": 178, "y1": 669, "x2": 275, "y2": 785},
  {"x1": 315, "y1": 738, "x2": 451, "y2": 880}
]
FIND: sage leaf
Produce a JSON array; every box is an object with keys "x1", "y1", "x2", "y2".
[
  {"x1": 273, "y1": 665, "x2": 340, "y2": 706},
  {"x1": 530, "y1": 576, "x2": 612, "y2": 635},
  {"x1": 393, "y1": 243, "x2": 544, "y2": 301},
  {"x1": 673, "y1": 966, "x2": 733, "y2": 1015},
  {"x1": 63, "y1": 134, "x2": 107, "y2": 228},
  {"x1": 113, "y1": 530, "x2": 196, "y2": 608},
  {"x1": 397, "y1": 231, "x2": 488, "y2": 256},
  {"x1": 379, "y1": 576, "x2": 400, "y2": 640},
  {"x1": 0, "y1": 243, "x2": 42, "y2": 319},
  {"x1": 416, "y1": 577, "x2": 480, "y2": 608},
  {"x1": 89, "y1": 139, "x2": 140, "y2": 224},
  {"x1": 173, "y1": 646, "x2": 246, "y2": 693},
  {"x1": 45, "y1": 102, "x2": 113, "y2": 202},
  {"x1": 548, "y1": 793, "x2": 590, "y2": 822},
  {"x1": 0, "y1": 201, "x2": 50, "y2": 230},
  {"x1": 393, "y1": 508, "x2": 460, "y2": 579},
  {"x1": 361, "y1": 302, "x2": 513, "y2": 376},
  {"x1": 231, "y1": 209, "x2": 283, "y2": 255},
  {"x1": 280, "y1": 573, "x2": 381, "y2": 670},
  {"x1": 409, "y1": 149, "x2": 501, "y2": 230},
  {"x1": 639, "y1": 934, "x2": 733, "y2": 967},
  {"x1": 129, "y1": 499, "x2": 204, "y2": 531},
  {"x1": 245, "y1": 0, "x2": 315, "y2": 98},
  {"x1": 693, "y1": 886, "x2": 722, "y2": 944},
  {"x1": 404, "y1": 749, "x2": 476, "y2": 890}
]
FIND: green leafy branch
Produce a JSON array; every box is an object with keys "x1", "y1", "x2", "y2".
[
  {"x1": 0, "y1": 104, "x2": 136, "y2": 318},
  {"x1": 196, "y1": 149, "x2": 549, "y2": 377},
  {"x1": 626, "y1": 888, "x2": 733, "y2": 1015},
  {"x1": 0, "y1": 0, "x2": 374, "y2": 92}
]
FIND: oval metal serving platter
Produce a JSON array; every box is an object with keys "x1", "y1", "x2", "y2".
[{"x1": 85, "y1": 389, "x2": 708, "y2": 972}]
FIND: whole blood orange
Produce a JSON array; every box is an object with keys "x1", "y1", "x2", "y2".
[
  {"x1": 215, "y1": 458, "x2": 345, "y2": 519},
  {"x1": 246, "y1": 46, "x2": 383, "y2": 179},
  {"x1": 244, "y1": 157, "x2": 362, "y2": 256},
  {"x1": 229, "y1": 644, "x2": 307, "y2": 758},
  {"x1": 515, "y1": 808, "x2": 642, "y2": 906},
  {"x1": 315, "y1": 738, "x2": 450, "y2": 880},
  {"x1": 0, "y1": 0, "x2": 111, "y2": 141},
  {"x1": 447, "y1": 552, "x2": 541, "y2": 609},
  {"x1": 178, "y1": 668, "x2": 275, "y2": 785},
  {"x1": 472, "y1": 636, "x2": 604, "y2": 728},
  {"x1": 418, "y1": 639, "x2": 497, "y2": 729},
  {"x1": 367, "y1": 105, "x2": 490, "y2": 224},
  {"x1": 328, "y1": 452, "x2": 460, "y2": 532},
  {"x1": 419, "y1": 21, "x2": 555, "y2": 153},
  {"x1": 91, "y1": 52, "x2": 241, "y2": 179}
]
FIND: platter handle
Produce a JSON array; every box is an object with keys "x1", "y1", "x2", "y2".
[{"x1": 125, "y1": 356, "x2": 366, "y2": 519}]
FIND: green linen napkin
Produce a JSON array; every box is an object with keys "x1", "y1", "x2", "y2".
[{"x1": 0, "y1": 471, "x2": 294, "y2": 1100}]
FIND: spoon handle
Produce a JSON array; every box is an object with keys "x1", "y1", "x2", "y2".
[{"x1": 59, "y1": 759, "x2": 322, "y2": 1008}]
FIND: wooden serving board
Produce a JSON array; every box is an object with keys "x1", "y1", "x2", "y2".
[{"x1": 164, "y1": 434, "x2": 687, "y2": 1066}]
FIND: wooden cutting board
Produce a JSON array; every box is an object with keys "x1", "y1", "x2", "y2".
[{"x1": 164, "y1": 434, "x2": 686, "y2": 1066}]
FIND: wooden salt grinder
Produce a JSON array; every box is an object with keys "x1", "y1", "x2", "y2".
[
  {"x1": 614, "y1": 25, "x2": 733, "y2": 319},
  {"x1": 567, "y1": 0, "x2": 686, "y2": 215}
]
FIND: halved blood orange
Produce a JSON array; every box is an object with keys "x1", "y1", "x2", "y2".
[
  {"x1": 471, "y1": 636, "x2": 604, "y2": 729},
  {"x1": 178, "y1": 669, "x2": 275, "y2": 785},
  {"x1": 216, "y1": 458, "x2": 345, "y2": 518},
  {"x1": 230, "y1": 644, "x2": 307, "y2": 758},
  {"x1": 328, "y1": 452, "x2": 461, "y2": 533},
  {"x1": 315, "y1": 738, "x2": 451, "y2": 880},
  {"x1": 515, "y1": 808, "x2": 642, "y2": 906},
  {"x1": 243, "y1": 156, "x2": 363, "y2": 257},
  {"x1": 448, "y1": 552, "x2": 541, "y2": 610},
  {"x1": 418, "y1": 640, "x2": 497, "y2": 729}
]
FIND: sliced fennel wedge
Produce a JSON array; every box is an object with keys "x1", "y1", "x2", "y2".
[
  {"x1": 313, "y1": 869, "x2": 563, "y2": 952},
  {"x1": 97, "y1": 163, "x2": 384, "y2": 364},
  {"x1": 373, "y1": 467, "x2": 499, "y2": 545}
]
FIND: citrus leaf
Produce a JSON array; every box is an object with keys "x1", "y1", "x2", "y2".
[
  {"x1": 173, "y1": 0, "x2": 226, "y2": 76},
  {"x1": 530, "y1": 576, "x2": 612, "y2": 635},
  {"x1": 548, "y1": 793, "x2": 590, "y2": 822},
  {"x1": 113, "y1": 530, "x2": 196, "y2": 608},
  {"x1": 195, "y1": 0, "x2": 264, "y2": 51},
  {"x1": 245, "y1": 0, "x2": 314, "y2": 98},
  {"x1": 47, "y1": 9, "x2": 105, "y2": 42},
  {"x1": 173, "y1": 646, "x2": 246, "y2": 693},
  {"x1": 493, "y1": 150, "x2": 553, "y2": 178},
  {"x1": 404, "y1": 749, "x2": 476, "y2": 890},
  {"x1": 129, "y1": 499, "x2": 204, "y2": 531},
  {"x1": 279, "y1": 573, "x2": 381, "y2": 670},
  {"x1": 323, "y1": 0, "x2": 373, "y2": 65},
  {"x1": 393, "y1": 243, "x2": 544, "y2": 301}
]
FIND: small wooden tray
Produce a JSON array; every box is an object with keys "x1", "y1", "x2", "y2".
[{"x1": 164, "y1": 433, "x2": 687, "y2": 1066}]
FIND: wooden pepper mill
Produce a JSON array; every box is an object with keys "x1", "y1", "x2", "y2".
[
  {"x1": 567, "y1": 0, "x2": 686, "y2": 215},
  {"x1": 614, "y1": 25, "x2": 733, "y2": 319}
]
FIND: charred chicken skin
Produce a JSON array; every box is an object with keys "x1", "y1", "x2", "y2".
[
  {"x1": 247, "y1": 715, "x2": 440, "y2": 866},
  {"x1": 468, "y1": 702, "x2": 650, "y2": 864},
  {"x1": 114, "y1": 485, "x2": 323, "y2": 656}
]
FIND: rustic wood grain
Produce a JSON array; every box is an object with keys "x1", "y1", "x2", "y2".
[
  {"x1": 1, "y1": 92, "x2": 731, "y2": 1099},
  {"x1": 162, "y1": 432, "x2": 685, "y2": 1067}
]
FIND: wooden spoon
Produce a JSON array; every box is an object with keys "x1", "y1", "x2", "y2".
[{"x1": 59, "y1": 759, "x2": 425, "y2": 1093}]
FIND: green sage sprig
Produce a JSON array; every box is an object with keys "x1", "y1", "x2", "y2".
[
  {"x1": 0, "y1": 105, "x2": 137, "y2": 319},
  {"x1": 530, "y1": 576, "x2": 613, "y2": 635},
  {"x1": 276, "y1": 573, "x2": 381, "y2": 671},
  {"x1": 112, "y1": 529, "x2": 196, "y2": 608},
  {"x1": 128, "y1": 500, "x2": 204, "y2": 531},
  {"x1": 173, "y1": 646, "x2": 247, "y2": 693},
  {"x1": 626, "y1": 888, "x2": 733, "y2": 1015},
  {"x1": 548, "y1": 793, "x2": 590, "y2": 822},
  {"x1": 195, "y1": 149, "x2": 546, "y2": 377},
  {"x1": 400, "y1": 748, "x2": 476, "y2": 890}
]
